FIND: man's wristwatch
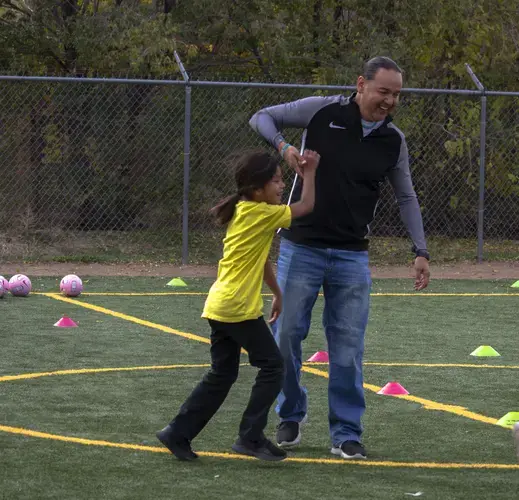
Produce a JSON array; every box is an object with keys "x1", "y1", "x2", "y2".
[{"x1": 413, "y1": 248, "x2": 430, "y2": 261}]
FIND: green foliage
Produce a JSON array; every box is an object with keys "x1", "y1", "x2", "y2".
[{"x1": 0, "y1": 0, "x2": 516, "y2": 86}]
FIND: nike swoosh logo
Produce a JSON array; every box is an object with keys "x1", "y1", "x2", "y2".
[{"x1": 329, "y1": 122, "x2": 346, "y2": 129}]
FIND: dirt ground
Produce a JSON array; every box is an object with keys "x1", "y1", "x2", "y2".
[{"x1": 2, "y1": 261, "x2": 519, "y2": 279}]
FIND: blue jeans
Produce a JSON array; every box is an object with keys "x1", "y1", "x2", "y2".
[{"x1": 272, "y1": 238, "x2": 371, "y2": 445}]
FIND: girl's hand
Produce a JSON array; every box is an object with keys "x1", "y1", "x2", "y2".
[{"x1": 302, "y1": 150, "x2": 320, "y2": 171}]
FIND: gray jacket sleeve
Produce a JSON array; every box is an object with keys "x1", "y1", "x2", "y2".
[
  {"x1": 386, "y1": 129, "x2": 428, "y2": 252},
  {"x1": 249, "y1": 95, "x2": 342, "y2": 149}
]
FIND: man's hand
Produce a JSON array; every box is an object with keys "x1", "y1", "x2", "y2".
[
  {"x1": 280, "y1": 143, "x2": 307, "y2": 177},
  {"x1": 268, "y1": 294, "x2": 283, "y2": 324},
  {"x1": 414, "y1": 256, "x2": 430, "y2": 291}
]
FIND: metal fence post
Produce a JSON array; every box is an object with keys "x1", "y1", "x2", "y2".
[
  {"x1": 175, "y1": 52, "x2": 191, "y2": 266},
  {"x1": 478, "y1": 96, "x2": 488, "y2": 264},
  {"x1": 465, "y1": 64, "x2": 486, "y2": 263}
]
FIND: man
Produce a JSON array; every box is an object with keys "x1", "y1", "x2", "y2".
[{"x1": 249, "y1": 56, "x2": 430, "y2": 460}]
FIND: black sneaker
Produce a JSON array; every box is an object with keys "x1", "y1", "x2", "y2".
[
  {"x1": 232, "y1": 437, "x2": 287, "y2": 461},
  {"x1": 156, "y1": 425, "x2": 198, "y2": 461},
  {"x1": 331, "y1": 440, "x2": 367, "y2": 460},
  {"x1": 276, "y1": 415, "x2": 307, "y2": 449}
]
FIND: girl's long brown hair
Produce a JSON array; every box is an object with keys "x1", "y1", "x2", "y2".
[{"x1": 210, "y1": 150, "x2": 279, "y2": 225}]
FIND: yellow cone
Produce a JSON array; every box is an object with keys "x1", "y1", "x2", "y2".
[
  {"x1": 496, "y1": 412, "x2": 519, "y2": 428},
  {"x1": 470, "y1": 345, "x2": 501, "y2": 357},
  {"x1": 167, "y1": 278, "x2": 187, "y2": 287}
]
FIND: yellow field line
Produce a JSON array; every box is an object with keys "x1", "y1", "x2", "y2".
[
  {"x1": 3, "y1": 362, "x2": 516, "y2": 385},
  {"x1": 0, "y1": 364, "x2": 220, "y2": 383},
  {"x1": 0, "y1": 424, "x2": 517, "y2": 469},
  {"x1": 36, "y1": 292, "x2": 519, "y2": 297},
  {"x1": 3, "y1": 296, "x2": 516, "y2": 468},
  {"x1": 306, "y1": 362, "x2": 519, "y2": 370},
  {"x1": 45, "y1": 293, "x2": 210, "y2": 345},
  {"x1": 44, "y1": 294, "x2": 511, "y2": 431},
  {"x1": 370, "y1": 293, "x2": 519, "y2": 297},
  {"x1": 36, "y1": 292, "x2": 206, "y2": 296},
  {"x1": 300, "y1": 366, "x2": 505, "y2": 428}
]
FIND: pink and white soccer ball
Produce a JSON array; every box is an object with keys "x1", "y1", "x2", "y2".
[
  {"x1": 60, "y1": 274, "x2": 83, "y2": 297},
  {"x1": 9, "y1": 274, "x2": 32, "y2": 297},
  {"x1": 0, "y1": 276, "x2": 8, "y2": 297}
]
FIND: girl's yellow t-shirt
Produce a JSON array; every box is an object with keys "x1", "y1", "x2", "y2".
[{"x1": 202, "y1": 201, "x2": 292, "y2": 323}]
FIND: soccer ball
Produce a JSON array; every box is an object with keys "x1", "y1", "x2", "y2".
[
  {"x1": 0, "y1": 275, "x2": 8, "y2": 293},
  {"x1": 0, "y1": 281, "x2": 5, "y2": 299},
  {"x1": 60, "y1": 274, "x2": 83, "y2": 297},
  {"x1": 9, "y1": 274, "x2": 32, "y2": 297}
]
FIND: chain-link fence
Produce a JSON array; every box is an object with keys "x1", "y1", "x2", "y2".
[{"x1": 0, "y1": 75, "x2": 518, "y2": 265}]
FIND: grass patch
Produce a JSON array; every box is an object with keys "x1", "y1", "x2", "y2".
[{"x1": 1, "y1": 278, "x2": 519, "y2": 499}]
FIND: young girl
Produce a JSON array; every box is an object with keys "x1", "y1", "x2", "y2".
[{"x1": 156, "y1": 148, "x2": 320, "y2": 461}]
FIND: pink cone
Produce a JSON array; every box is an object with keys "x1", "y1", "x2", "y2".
[
  {"x1": 54, "y1": 316, "x2": 78, "y2": 328},
  {"x1": 377, "y1": 382, "x2": 409, "y2": 395},
  {"x1": 307, "y1": 351, "x2": 329, "y2": 362}
]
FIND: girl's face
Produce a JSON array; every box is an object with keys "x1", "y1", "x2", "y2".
[{"x1": 254, "y1": 166, "x2": 285, "y2": 205}]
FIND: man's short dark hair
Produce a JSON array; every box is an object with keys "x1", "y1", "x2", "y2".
[{"x1": 363, "y1": 56, "x2": 402, "y2": 80}]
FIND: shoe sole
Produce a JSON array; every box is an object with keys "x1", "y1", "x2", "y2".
[
  {"x1": 331, "y1": 447, "x2": 367, "y2": 460},
  {"x1": 277, "y1": 430, "x2": 301, "y2": 449},
  {"x1": 277, "y1": 415, "x2": 308, "y2": 449},
  {"x1": 231, "y1": 443, "x2": 287, "y2": 462},
  {"x1": 156, "y1": 430, "x2": 198, "y2": 461}
]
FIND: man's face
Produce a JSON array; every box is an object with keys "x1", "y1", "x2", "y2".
[{"x1": 356, "y1": 68, "x2": 403, "y2": 122}]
